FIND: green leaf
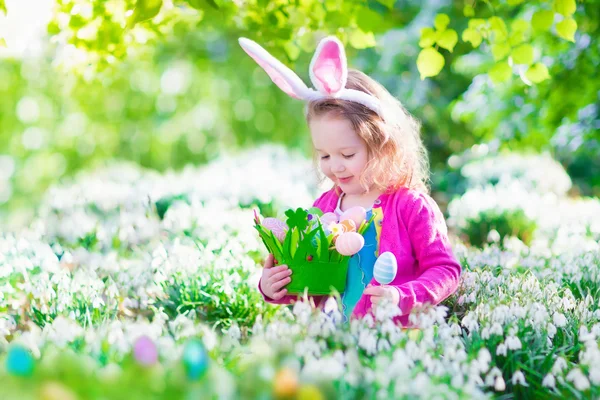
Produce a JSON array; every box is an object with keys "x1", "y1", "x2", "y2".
[
  {"x1": 0, "y1": 37, "x2": 6, "y2": 48},
  {"x1": 0, "y1": 0, "x2": 5, "y2": 14},
  {"x1": 128, "y1": 0, "x2": 163, "y2": 27},
  {"x1": 437, "y1": 29, "x2": 458, "y2": 52},
  {"x1": 507, "y1": 0, "x2": 525, "y2": 4},
  {"x1": 416, "y1": 47, "x2": 445, "y2": 80},
  {"x1": 531, "y1": 10, "x2": 554, "y2": 32},
  {"x1": 284, "y1": 41, "x2": 300, "y2": 61},
  {"x1": 349, "y1": 29, "x2": 376, "y2": 49},
  {"x1": 419, "y1": 27, "x2": 437, "y2": 48},
  {"x1": 356, "y1": 8, "x2": 386, "y2": 33},
  {"x1": 434, "y1": 13, "x2": 450, "y2": 31},
  {"x1": 469, "y1": 18, "x2": 486, "y2": 30},
  {"x1": 509, "y1": 18, "x2": 529, "y2": 45},
  {"x1": 525, "y1": 62, "x2": 550, "y2": 83},
  {"x1": 511, "y1": 44, "x2": 534, "y2": 65},
  {"x1": 489, "y1": 16, "x2": 508, "y2": 40},
  {"x1": 556, "y1": 18, "x2": 577, "y2": 42},
  {"x1": 489, "y1": 62, "x2": 512, "y2": 83},
  {"x1": 491, "y1": 42, "x2": 511, "y2": 61},
  {"x1": 187, "y1": 0, "x2": 219, "y2": 10},
  {"x1": 377, "y1": 0, "x2": 395, "y2": 9},
  {"x1": 462, "y1": 28, "x2": 482, "y2": 48},
  {"x1": 553, "y1": 0, "x2": 576, "y2": 17},
  {"x1": 463, "y1": 5, "x2": 474, "y2": 17}
]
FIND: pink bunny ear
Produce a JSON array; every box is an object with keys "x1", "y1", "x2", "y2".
[
  {"x1": 309, "y1": 36, "x2": 348, "y2": 95},
  {"x1": 238, "y1": 37, "x2": 310, "y2": 100}
]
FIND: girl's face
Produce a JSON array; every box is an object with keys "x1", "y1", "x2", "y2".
[{"x1": 309, "y1": 114, "x2": 370, "y2": 195}]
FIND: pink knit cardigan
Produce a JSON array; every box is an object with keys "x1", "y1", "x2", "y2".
[{"x1": 258, "y1": 186, "x2": 462, "y2": 326}]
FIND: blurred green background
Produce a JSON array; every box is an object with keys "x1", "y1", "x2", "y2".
[{"x1": 1, "y1": 0, "x2": 599, "y2": 227}]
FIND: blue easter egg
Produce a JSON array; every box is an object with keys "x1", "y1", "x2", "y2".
[
  {"x1": 6, "y1": 345, "x2": 34, "y2": 377},
  {"x1": 183, "y1": 339, "x2": 209, "y2": 380},
  {"x1": 373, "y1": 252, "x2": 397, "y2": 285}
]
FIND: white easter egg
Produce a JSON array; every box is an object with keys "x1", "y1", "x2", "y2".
[
  {"x1": 262, "y1": 217, "x2": 288, "y2": 242},
  {"x1": 373, "y1": 252, "x2": 398, "y2": 285},
  {"x1": 320, "y1": 212, "x2": 338, "y2": 226},
  {"x1": 335, "y1": 232, "x2": 364, "y2": 256},
  {"x1": 340, "y1": 206, "x2": 367, "y2": 228}
]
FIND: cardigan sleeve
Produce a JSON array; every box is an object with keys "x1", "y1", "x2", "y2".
[{"x1": 392, "y1": 192, "x2": 462, "y2": 315}]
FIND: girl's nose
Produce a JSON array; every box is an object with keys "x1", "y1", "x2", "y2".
[{"x1": 332, "y1": 162, "x2": 346, "y2": 173}]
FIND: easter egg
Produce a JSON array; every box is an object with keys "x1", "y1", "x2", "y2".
[
  {"x1": 335, "y1": 232, "x2": 364, "y2": 256},
  {"x1": 133, "y1": 335, "x2": 158, "y2": 366},
  {"x1": 320, "y1": 212, "x2": 338, "y2": 226},
  {"x1": 373, "y1": 252, "x2": 398, "y2": 285},
  {"x1": 273, "y1": 368, "x2": 299, "y2": 398},
  {"x1": 183, "y1": 339, "x2": 209, "y2": 380},
  {"x1": 262, "y1": 217, "x2": 288, "y2": 242},
  {"x1": 40, "y1": 381, "x2": 78, "y2": 400},
  {"x1": 340, "y1": 206, "x2": 367, "y2": 228},
  {"x1": 339, "y1": 219, "x2": 356, "y2": 233},
  {"x1": 6, "y1": 345, "x2": 34, "y2": 376}
]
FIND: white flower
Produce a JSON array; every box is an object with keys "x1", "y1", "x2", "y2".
[
  {"x1": 511, "y1": 370, "x2": 528, "y2": 387},
  {"x1": 552, "y1": 357, "x2": 568, "y2": 375},
  {"x1": 494, "y1": 376, "x2": 506, "y2": 391},
  {"x1": 553, "y1": 312, "x2": 567, "y2": 328},
  {"x1": 566, "y1": 368, "x2": 590, "y2": 391},
  {"x1": 546, "y1": 322, "x2": 556, "y2": 339},
  {"x1": 506, "y1": 335, "x2": 522, "y2": 350},
  {"x1": 542, "y1": 374, "x2": 556, "y2": 389},
  {"x1": 496, "y1": 343, "x2": 507, "y2": 357}
]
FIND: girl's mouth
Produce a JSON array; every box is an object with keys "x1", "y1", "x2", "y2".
[{"x1": 338, "y1": 176, "x2": 352, "y2": 183}]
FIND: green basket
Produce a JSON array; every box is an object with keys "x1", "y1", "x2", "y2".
[
  {"x1": 285, "y1": 258, "x2": 350, "y2": 295},
  {"x1": 254, "y1": 207, "x2": 373, "y2": 296}
]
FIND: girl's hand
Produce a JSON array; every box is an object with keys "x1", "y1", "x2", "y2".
[
  {"x1": 363, "y1": 284, "x2": 400, "y2": 306},
  {"x1": 259, "y1": 254, "x2": 292, "y2": 300}
]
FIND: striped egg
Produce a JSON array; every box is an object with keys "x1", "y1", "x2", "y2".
[
  {"x1": 261, "y1": 217, "x2": 288, "y2": 242},
  {"x1": 373, "y1": 252, "x2": 397, "y2": 285},
  {"x1": 340, "y1": 206, "x2": 367, "y2": 228},
  {"x1": 335, "y1": 232, "x2": 364, "y2": 256}
]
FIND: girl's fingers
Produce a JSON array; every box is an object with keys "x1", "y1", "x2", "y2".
[
  {"x1": 264, "y1": 253, "x2": 274, "y2": 268},
  {"x1": 271, "y1": 276, "x2": 292, "y2": 291},
  {"x1": 363, "y1": 286, "x2": 385, "y2": 296},
  {"x1": 270, "y1": 288, "x2": 288, "y2": 300},
  {"x1": 269, "y1": 268, "x2": 292, "y2": 283}
]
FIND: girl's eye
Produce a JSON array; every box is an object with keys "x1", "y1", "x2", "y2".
[
  {"x1": 343, "y1": 154, "x2": 355, "y2": 159},
  {"x1": 320, "y1": 155, "x2": 330, "y2": 160}
]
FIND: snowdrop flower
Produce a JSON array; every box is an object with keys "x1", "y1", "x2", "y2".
[
  {"x1": 553, "y1": 312, "x2": 567, "y2": 327},
  {"x1": 496, "y1": 343, "x2": 507, "y2": 357},
  {"x1": 542, "y1": 373, "x2": 556, "y2": 389},
  {"x1": 566, "y1": 368, "x2": 590, "y2": 391},
  {"x1": 511, "y1": 370, "x2": 528, "y2": 387},
  {"x1": 552, "y1": 357, "x2": 568, "y2": 375},
  {"x1": 506, "y1": 335, "x2": 522, "y2": 350},
  {"x1": 494, "y1": 376, "x2": 506, "y2": 391}
]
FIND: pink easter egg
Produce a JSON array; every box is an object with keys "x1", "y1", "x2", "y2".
[
  {"x1": 340, "y1": 206, "x2": 367, "y2": 228},
  {"x1": 262, "y1": 217, "x2": 288, "y2": 242},
  {"x1": 335, "y1": 232, "x2": 364, "y2": 256},
  {"x1": 320, "y1": 212, "x2": 338, "y2": 226}
]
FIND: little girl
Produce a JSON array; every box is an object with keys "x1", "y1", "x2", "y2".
[{"x1": 239, "y1": 36, "x2": 461, "y2": 325}]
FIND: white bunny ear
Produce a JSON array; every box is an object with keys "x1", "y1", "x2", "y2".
[
  {"x1": 238, "y1": 37, "x2": 311, "y2": 100},
  {"x1": 309, "y1": 36, "x2": 348, "y2": 96}
]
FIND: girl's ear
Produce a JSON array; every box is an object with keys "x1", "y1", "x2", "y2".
[
  {"x1": 309, "y1": 36, "x2": 348, "y2": 96},
  {"x1": 238, "y1": 37, "x2": 310, "y2": 100}
]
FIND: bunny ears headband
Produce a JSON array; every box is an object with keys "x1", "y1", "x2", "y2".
[{"x1": 238, "y1": 36, "x2": 384, "y2": 118}]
